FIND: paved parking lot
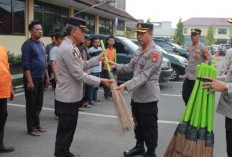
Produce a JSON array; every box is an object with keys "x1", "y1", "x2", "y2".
[{"x1": 2, "y1": 56, "x2": 228, "y2": 157}]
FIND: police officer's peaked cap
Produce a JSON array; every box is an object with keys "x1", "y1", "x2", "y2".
[
  {"x1": 67, "y1": 17, "x2": 89, "y2": 32},
  {"x1": 228, "y1": 19, "x2": 232, "y2": 24},
  {"x1": 191, "y1": 29, "x2": 201, "y2": 35},
  {"x1": 135, "y1": 23, "x2": 153, "y2": 33}
]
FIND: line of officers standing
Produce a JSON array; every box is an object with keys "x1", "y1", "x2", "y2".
[{"x1": 54, "y1": 17, "x2": 232, "y2": 157}]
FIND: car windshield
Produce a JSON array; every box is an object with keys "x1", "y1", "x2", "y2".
[
  {"x1": 156, "y1": 45, "x2": 168, "y2": 54},
  {"x1": 117, "y1": 36, "x2": 139, "y2": 52}
]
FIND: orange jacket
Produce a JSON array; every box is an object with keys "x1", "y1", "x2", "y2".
[
  {"x1": 0, "y1": 45, "x2": 12, "y2": 98},
  {"x1": 103, "y1": 48, "x2": 116, "y2": 70}
]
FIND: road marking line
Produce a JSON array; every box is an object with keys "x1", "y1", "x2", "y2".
[
  {"x1": 14, "y1": 91, "x2": 182, "y2": 97},
  {"x1": 166, "y1": 81, "x2": 183, "y2": 84},
  {"x1": 7, "y1": 103, "x2": 179, "y2": 125},
  {"x1": 14, "y1": 92, "x2": 25, "y2": 96},
  {"x1": 161, "y1": 94, "x2": 182, "y2": 97}
]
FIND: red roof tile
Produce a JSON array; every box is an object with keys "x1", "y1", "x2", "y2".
[
  {"x1": 74, "y1": 0, "x2": 137, "y2": 21},
  {"x1": 183, "y1": 17, "x2": 231, "y2": 26}
]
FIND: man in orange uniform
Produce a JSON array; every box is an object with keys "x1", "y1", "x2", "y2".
[
  {"x1": 0, "y1": 21, "x2": 15, "y2": 153},
  {"x1": 102, "y1": 36, "x2": 116, "y2": 99}
]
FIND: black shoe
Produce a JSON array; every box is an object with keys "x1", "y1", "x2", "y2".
[
  {"x1": 68, "y1": 152, "x2": 80, "y2": 157},
  {"x1": 0, "y1": 145, "x2": 14, "y2": 153},
  {"x1": 124, "y1": 146, "x2": 145, "y2": 156},
  {"x1": 142, "y1": 149, "x2": 156, "y2": 157}
]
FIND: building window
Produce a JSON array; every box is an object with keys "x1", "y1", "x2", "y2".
[
  {"x1": 74, "y1": 11, "x2": 95, "y2": 34},
  {"x1": 34, "y1": 0, "x2": 69, "y2": 36},
  {"x1": 117, "y1": 20, "x2": 125, "y2": 31},
  {"x1": 218, "y1": 28, "x2": 227, "y2": 35},
  {"x1": 99, "y1": 17, "x2": 113, "y2": 35},
  {"x1": 0, "y1": 0, "x2": 25, "y2": 35},
  {"x1": 184, "y1": 28, "x2": 188, "y2": 34}
]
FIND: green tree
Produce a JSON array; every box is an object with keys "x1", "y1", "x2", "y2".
[
  {"x1": 146, "y1": 18, "x2": 151, "y2": 23},
  {"x1": 205, "y1": 26, "x2": 215, "y2": 46},
  {"x1": 173, "y1": 18, "x2": 185, "y2": 46}
]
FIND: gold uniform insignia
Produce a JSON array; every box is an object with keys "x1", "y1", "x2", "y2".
[
  {"x1": 144, "y1": 52, "x2": 149, "y2": 56},
  {"x1": 73, "y1": 43, "x2": 77, "y2": 48},
  {"x1": 136, "y1": 50, "x2": 141, "y2": 55}
]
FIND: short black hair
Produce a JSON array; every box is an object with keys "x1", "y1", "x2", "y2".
[
  {"x1": 107, "y1": 35, "x2": 115, "y2": 41},
  {"x1": 92, "y1": 38, "x2": 100, "y2": 42},
  {"x1": 28, "y1": 20, "x2": 41, "y2": 31},
  {"x1": 66, "y1": 24, "x2": 79, "y2": 35}
]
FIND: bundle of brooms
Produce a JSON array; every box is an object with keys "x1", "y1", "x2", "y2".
[
  {"x1": 163, "y1": 61, "x2": 217, "y2": 157},
  {"x1": 100, "y1": 40, "x2": 135, "y2": 132}
]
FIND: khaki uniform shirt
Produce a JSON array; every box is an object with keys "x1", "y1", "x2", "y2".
[
  {"x1": 55, "y1": 37, "x2": 101, "y2": 103},
  {"x1": 217, "y1": 64, "x2": 232, "y2": 119},
  {"x1": 186, "y1": 42, "x2": 212, "y2": 80},
  {"x1": 219, "y1": 48, "x2": 232, "y2": 76},
  {"x1": 116, "y1": 41, "x2": 163, "y2": 103}
]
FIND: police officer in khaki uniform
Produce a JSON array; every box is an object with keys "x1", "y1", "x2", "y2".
[
  {"x1": 203, "y1": 18, "x2": 232, "y2": 157},
  {"x1": 54, "y1": 17, "x2": 111, "y2": 157},
  {"x1": 202, "y1": 77, "x2": 232, "y2": 157},
  {"x1": 219, "y1": 38, "x2": 232, "y2": 76},
  {"x1": 110, "y1": 23, "x2": 163, "y2": 157},
  {"x1": 182, "y1": 29, "x2": 212, "y2": 105}
]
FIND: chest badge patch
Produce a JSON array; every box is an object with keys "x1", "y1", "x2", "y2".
[
  {"x1": 152, "y1": 52, "x2": 159, "y2": 63},
  {"x1": 203, "y1": 50, "x2": 209, "y2": 57},
  {"x1": 194, "y1": 53, "x2": 199, "y2": 59},
  {"x1": 134, "y1": 57, "x2": 138, "y2": 62},
  {"x1": 72, "y1": 50, "x2": 78, "y2": 60}
]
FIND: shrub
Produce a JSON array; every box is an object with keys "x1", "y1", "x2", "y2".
[{"x1": 7, "y1": 51, "x2": 21, "y2": 66}]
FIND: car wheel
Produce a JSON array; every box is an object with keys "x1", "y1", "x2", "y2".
[{"x1": 170, "y1": 67, "x2": 180, "y2": 81}]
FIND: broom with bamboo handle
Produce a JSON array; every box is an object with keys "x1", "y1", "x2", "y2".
[
  {"x1": 181, "y1": 65, "x2": 205, "y2": 157},
  {"x1": 204, "y1": 68, "x2": 216, "y2": 157},
  {"x1": 172, "y1": 64, "x2": 203, "y2": 157},
  {"x1": 195, "y1": 65, "x2": 210, "y2": 157},
  {"x1": 100, "y1": 40, "x2": 134, "y2": 132}
]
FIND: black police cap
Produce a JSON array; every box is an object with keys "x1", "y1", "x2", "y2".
[
  {"x1": 191, "y1": 29, "x2": 201, "y2": 35},
  {"x1": 67, "y1": 17, "x2": 89, "y2": 32},
  {"x1": 135, "y1": 23, "x2": 153, "y2": 32}
]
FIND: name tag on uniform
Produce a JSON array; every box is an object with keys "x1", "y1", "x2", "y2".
[{"x1": 196, "y1": 49, "x2": 201, "y2": 53}]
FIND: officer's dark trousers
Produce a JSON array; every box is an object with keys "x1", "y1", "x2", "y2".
[
  {"x1": 54, "y1": 100, "x2": 80, "y2": 157},
  {"x1": 24, "y1": 77, "x2": 44, "y2": 132},
  {"x1": 0, "y1": 99, "x2": 7, "y2": 145},
  {"x1": 182, "y1": 78, "x2": 195, "y2": 106},
  {"x1": 131, "y1": 100, "x2": 158, "y2": 151},
  {"x1": 226, "y1": 117, "x2": 232, "y2": 157},
  {"x1": 81, "y1": 84, "x2": 90, "y2": 104},
  {"x1": 102, "y1": 70, "x2": 111, "y2": 98}
]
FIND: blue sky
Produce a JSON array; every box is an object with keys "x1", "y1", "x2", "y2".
[{"x1": 126, "y1": 0, "x2": 231, "y2": 28}]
